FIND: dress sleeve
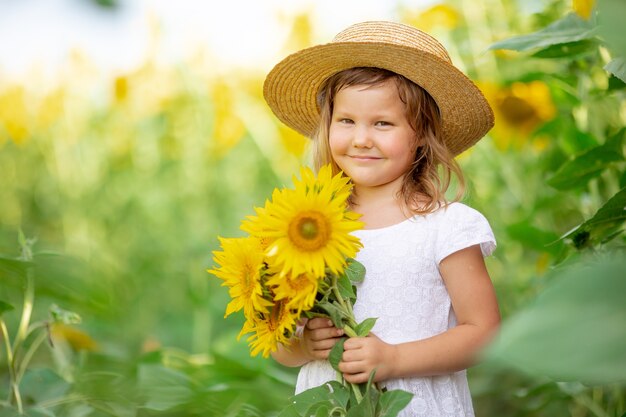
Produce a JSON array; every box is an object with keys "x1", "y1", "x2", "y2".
[{"x1": 435, "y1": 203, "x2": 496, "y2": 264}]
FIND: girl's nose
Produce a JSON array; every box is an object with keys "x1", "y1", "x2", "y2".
[{"x1": 352, "y1": 125, "x2": 373, "y2": 148}]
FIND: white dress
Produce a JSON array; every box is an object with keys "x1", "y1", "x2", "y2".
[{"x1": 295, "y1": 202, "x2": 496, "y2": 417}]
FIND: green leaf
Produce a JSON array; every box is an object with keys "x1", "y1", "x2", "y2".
[
  {"x1": 0, "y1": 300, "x2": 14, "y2": 315},
  {"x1": 355, "y1": 318, "x2": 377, "y2": 337},
  {"x1": 506, "y1": 221, "x2": 564, "y2": 255},
  {"x1": 306, "y1": 402, "x2": 331, "y2": 417},
  {"x1": 605, "y1": 58, "x2": 626, "y2": 83},
  {"x1": 531, "y1": 40, "x2": 597, "y2": 58},
  {"x1": 345, "y1": 259, "x2": 366, "y2": 283},
  {"x1": 564, "y1": 187, "x2": 626, "y2": 247},
  {"x1": 337, "y1": 275, "x2": 356, "y2": 301},
  {"x1": 317, "y1": 302, "x2": 350, "y2": 329},
  {"x1": 49, "y1": 304, "x2": 82, "y2": 325},
  {"x1": 546, "y1": 134, "x2": 624, "y2": 190},
  {"x1": 326, "y1": 380, "x2": 350, "y2": 409},
  {"x1": 277, "y1": 405, "x2": 302, "y2": 417},
  {"x1": 279, "y1": 383, "x2": 342, "y2": 416},
  {"x1": 489, "y1": 13, "x2": 596, "y2": 52},
  {"x1": 24, "y1": 408, "x2": 56, "y2": 417},
  {"x1": 346, "y1": 388, "x2": 376, "y2": 417},
  {"x1": 0, "y1": 254, "x2": 33, "y2": 278},
  {"x1": 364, "y1": 369, "x2": 377, "y2": 395},
  {"x1": 20, "y1": 368, "x2": 70, "y2": 406},
  {"x1": 377, "y1": 390, "x2": 414, "y2": 417},
  {"x1": 137, "y1": 364, "x2": 194, "y2": 411},
  {"x1": 329, "y1": 337, "x2": 346, "y2": 372},
  {"x1": 484, "y1": 257, "x2": 626, "y2": 383}
]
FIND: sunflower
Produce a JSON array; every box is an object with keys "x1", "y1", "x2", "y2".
[
  {"x1": 208, "y1": 237, "x2": 272, "y2": 318},
  {"x1": 242, "y1": 165, "x2": 363, "y2": 278},
  {"x1": 267, "y1": 270, "x2": 319, "y2": 313},
  {"x1": 240, "y1": 301, "x2": 299, "y2": 358}
]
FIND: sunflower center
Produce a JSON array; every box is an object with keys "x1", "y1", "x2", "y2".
[{"x1": 288, "y1": 211, "x2": 330, "y2": 251}]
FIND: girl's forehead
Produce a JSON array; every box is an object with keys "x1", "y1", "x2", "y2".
[{"x1": 334, "y1": 81, "x2": 406, "y2": 108}]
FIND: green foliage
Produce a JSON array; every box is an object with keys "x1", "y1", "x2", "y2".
[
  {"x1": 489, "y1": 13, "x2": 596, "y2": 52},
  {"x1": 278, "y1": 380, "x2": 412, "y2": 417},
  {"x1": 485, "y1": 256, "x2": 626, "y2": 383},
  {"x1": 1, "y1": 0, "x2": 625, "y2": 415}
]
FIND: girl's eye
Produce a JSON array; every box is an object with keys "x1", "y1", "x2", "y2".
[
  {"x1": 375, "y1": 121, "x2": 391, "y2": 127},
  {"x1": 339, "y1": 118, "x2": 354, "y2": 124}
]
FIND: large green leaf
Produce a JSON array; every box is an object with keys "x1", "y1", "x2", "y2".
[
  {"x1": 337, "y1": 275, "x2": 356, "y2": 301},
  {"x1": 345, "y1": 259, "x2": 366, "y2": 283},
  {"x1": 484, "y1": 257, "x2": 626, "y2": 383},
  {"x1": 329, "y1": 337, "x2": 346, "y2": 372},
  {"x1": 546, "y1": 132, "x2": 624, "y2": 190},
  {"x1": 531, "y1": 40, "x2": 597, "y2": 59},
  {"x1": 506, "y1": 221, "x2": 564, "y2": 255},
  {"x1": 377, "y1": 390, "x2": 414, "y2": 417},
  {"x1": 489, "y1": 13, "x2": 596, "y2": 52},
  {"x1": 0, "y1": 254, "x2": 32, "y2": 279},
  {"x1": 278, "y1": 382, "x2": 349, "y2": 417},
  {"x1": 563, "y1": 187, "x2": 626, "y2": 248}
]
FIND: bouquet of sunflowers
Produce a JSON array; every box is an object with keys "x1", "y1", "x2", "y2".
[{"x1": 209, "y1": 165, "x2": 412, "y2": 417}]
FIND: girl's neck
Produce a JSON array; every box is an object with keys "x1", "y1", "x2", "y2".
[{"x1": 351, "y1": 185, "x2": 411, "y2": 230}]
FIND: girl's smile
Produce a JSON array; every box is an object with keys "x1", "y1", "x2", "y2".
[{"x1": 329, "y1": 80, "x2": 418, "y2": 193}]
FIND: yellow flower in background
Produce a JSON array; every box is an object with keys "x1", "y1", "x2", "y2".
[
  {"x1": 242, "y1": 165, "x2": 363, "y2": 278},
  {"x1": 36, "y1": 88, "x2": 66, "y2": 130},
  {"x1": 480, "y1": 81, "x2": 556, "y2": 150},
  {"x1": 50, "y1": 323, "x2": 98, "y2": 352},
  {"x1": 210, "y1": 79, "x2": 246, "y2": 156},
  {"x1": 277, "y1": 122, "x2": 308, "y2": 157},
  {"x1": 241, "y1": 300, "x2": 299, "y2": 358},
  {"x1": 0, "y1": 86, "x2": 30, "y2": 145},
  {"x1": 573, "y1": 0, "x2": 595, "y2": 20},
  {"x1": 282, "y1": 12, "x2": 313, "y2": 53},
  {"x1": 113, "y1": 75, "x2": 129, "y2": 102},
  {"x1": 209, "y1": 237, "x2": 272, "y2": 318},
  {"x1": 402, "y1": 4, "x2": 460, "y2": 32}
]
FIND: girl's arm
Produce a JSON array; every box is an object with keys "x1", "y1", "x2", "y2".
[
  {"x1": 272, "y1": 318, "x2": 345, "y2": 367},
  {"x1": 338, "y1": 244, "x2": 500, "y2": 383}
]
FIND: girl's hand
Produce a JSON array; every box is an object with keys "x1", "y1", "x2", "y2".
[
  {"x1": 339, "y1": 333, "x2": 397, "y2": 384},
  {"x1": 300, "y1": 318, "x2": 344, "y2": 361}
]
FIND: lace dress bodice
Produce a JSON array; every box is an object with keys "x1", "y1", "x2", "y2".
[{"x1": 295, "y1": 203, "x2": 496, "y2": 416}]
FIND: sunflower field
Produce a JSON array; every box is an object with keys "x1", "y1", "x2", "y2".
[{"x1": 1, "y1": 0, "x2": 625, "y2": 416}]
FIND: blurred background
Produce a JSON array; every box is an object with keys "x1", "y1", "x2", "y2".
[{"x1": 0, "y1": 0, "x2": 624, "y2": 416}]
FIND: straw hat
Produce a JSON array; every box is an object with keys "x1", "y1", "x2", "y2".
[{"x1": 263, "y1": 21, "x2": 494, "y2": 156}]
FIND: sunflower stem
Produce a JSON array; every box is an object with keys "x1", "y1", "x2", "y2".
[
  {"x1": 343, "y1": 325, "x2": 357, "y2": 338},
  {"x1": 351, "y1": 382, "x2": 364, "y2": 404},
  {"x1": 330, "y1": 274, "x2": 357, "y2": 326}
]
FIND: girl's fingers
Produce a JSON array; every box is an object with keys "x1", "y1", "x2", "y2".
[
  {"x1": 312, "y1": 338, "x2": 340, "y2": 350},
  {"x1": 310, "y1": 327, "x2": 344, "y2": 341},
  {"x1": 305, "y1": 318, "x2": 334, "y2": 330},
  {"x1": 311, "y1": 349, "x2": 332, "y2": 360}
]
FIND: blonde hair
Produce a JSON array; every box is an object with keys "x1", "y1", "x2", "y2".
[{"x1": 312, "y1": 67, "x2": 465, "y2": 215}]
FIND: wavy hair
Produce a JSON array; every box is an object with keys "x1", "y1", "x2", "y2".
[{"x1": 312, "y1": 67, "x2": 465, "y2": 215}]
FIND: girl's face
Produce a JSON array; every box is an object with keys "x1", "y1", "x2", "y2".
[{"x1": 329, "y1": 80, "x2": 418, "y2": 192}]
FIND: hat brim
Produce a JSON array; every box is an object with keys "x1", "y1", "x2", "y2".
[{"x1": 264, "y1": 41, "x2": 494, "y2": 156}]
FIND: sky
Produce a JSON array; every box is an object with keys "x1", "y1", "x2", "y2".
[{"x1": 0, "y1": 0, "x2": 436, "y2": 81}]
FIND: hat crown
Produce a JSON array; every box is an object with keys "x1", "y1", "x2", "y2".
[{"x1": 332, "y1": 21, "x2": 452, "y2": 64}]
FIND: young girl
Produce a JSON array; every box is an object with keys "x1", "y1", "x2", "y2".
[{"x1": 264, "y1": 21, "x2": 500, "y2": 416}]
